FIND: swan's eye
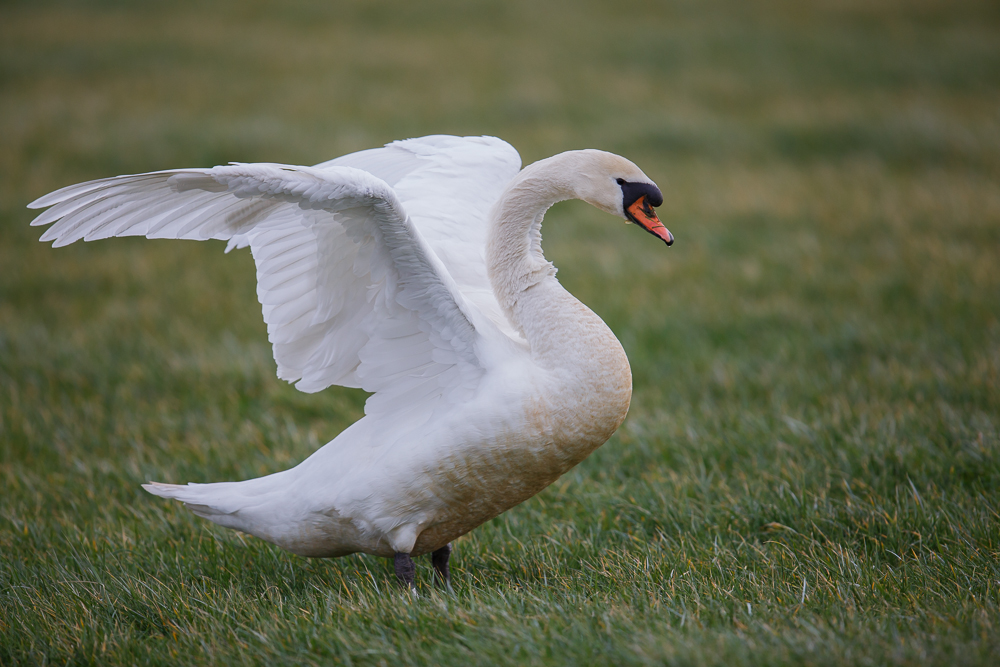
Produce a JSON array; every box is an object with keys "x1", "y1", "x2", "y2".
[{"x1": 615, "y1": 178, "x2": 626, "y2": 185}]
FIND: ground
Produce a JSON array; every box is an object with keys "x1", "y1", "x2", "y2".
[{"x1": 1, "y1": 0, "x2": 999, "y2": 664}]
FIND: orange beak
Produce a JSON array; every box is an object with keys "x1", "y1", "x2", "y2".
[{"x1": 626, "y1": 195, "x2": 673, "y2": 246}]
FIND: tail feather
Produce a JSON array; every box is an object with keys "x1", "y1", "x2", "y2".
[
  {"x1": 143, "y1": 476, "x2": 369, "y2": 558},
  {"x1": 143, "y1": 481, "x2": 244, "y2": 519},
  {"x1": 142, "y1": 473, "x2": 300, "y2": 550}
]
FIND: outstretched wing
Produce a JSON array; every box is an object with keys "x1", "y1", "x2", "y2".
[{"x1": 28, "y1": 147, "x2": 514, "y2": 416}]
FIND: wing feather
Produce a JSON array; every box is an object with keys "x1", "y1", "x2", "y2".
[{"x1": 28, "y1": 136, "x2": 523, "y2": 414}]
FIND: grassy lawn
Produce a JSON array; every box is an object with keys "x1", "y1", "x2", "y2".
[{"x1": 2, "y1": 0, "x2": 999, "y2": 664}]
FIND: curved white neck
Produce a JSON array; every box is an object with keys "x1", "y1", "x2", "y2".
[
  {"x1": 485, "y1": 153, "x2": 580, "y2": 334},
  {"x1": 484, "y1": 152, "x2": 633, "y2": 457}
]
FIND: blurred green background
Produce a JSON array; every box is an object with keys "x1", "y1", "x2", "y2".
[{"x1": 2, "y1": 0, "x2": 999, "y2": 665}]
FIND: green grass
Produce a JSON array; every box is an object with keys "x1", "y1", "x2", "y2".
[{"x1": 2, "y1": 0, "x2": 1000, "y2": 664}]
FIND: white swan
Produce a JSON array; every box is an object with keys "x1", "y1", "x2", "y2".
[{"x1": 28, "y1": 135, "x2": 672, "y2": 588}]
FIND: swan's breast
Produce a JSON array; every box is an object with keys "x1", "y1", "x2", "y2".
[{"x1": 409, "y1": 306, "x2": 632, "y2": 555}]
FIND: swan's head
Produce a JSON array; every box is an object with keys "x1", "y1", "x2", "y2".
[{"x1": 570, "y1": 150, "x2": 673, "y2": 246}]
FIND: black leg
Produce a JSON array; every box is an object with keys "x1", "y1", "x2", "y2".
[
  {"x1": 431, "y1": 543, "x2": 453, "y2": 590},
  {"x1": 394, "y1": 552, "x2": 416, "y2": 591}
]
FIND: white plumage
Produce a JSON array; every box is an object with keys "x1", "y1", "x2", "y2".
[{"x1": 29, "y1": 135, "x2": 671, "y2": 585}]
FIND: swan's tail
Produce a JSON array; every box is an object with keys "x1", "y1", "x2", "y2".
[
  {"x1": 142, "y1": 479, "x2": 284, "y2": 539},
  {"x1": 143, "y1": 481, "x2": 241, "y2": 519}
]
